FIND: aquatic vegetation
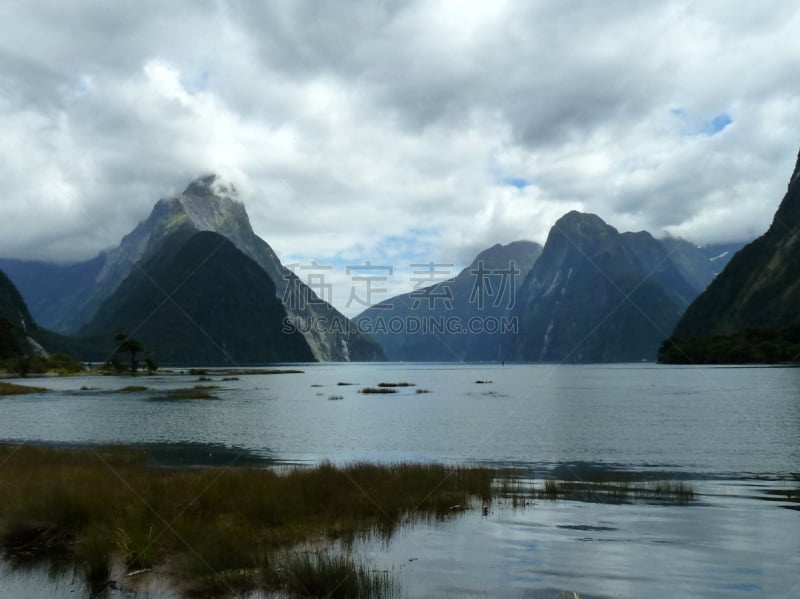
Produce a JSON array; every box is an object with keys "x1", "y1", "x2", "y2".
[
  {"x1": 415, "y1": 388, "x2": 431, "y2": 394},
  {"x1": 117, "y1": 385, "x2": 148, "y2": 393},
  {"x1": 535, "y1": 479, "x2": 694, "y2": 503},
  {"x1": 0, "y1": 381, "x2": 49, "y2": 395},
  {"x1": 328, "y1": 394, "x2": 344, "y2": 400},
  {"x1": 377, "y1": 382, "x2": 415, "y2": 387},
  {"x1": 0, "y1": 445, "x2": 492, "y2": 598},
  {"x1": 281, "y1": 551, "x2": 396, "y2": 599},
  {"x1": 360, "y1": 387, "x2": 398, "y2": 394}
]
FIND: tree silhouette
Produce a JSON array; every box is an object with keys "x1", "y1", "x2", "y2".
[{"x1": 115, "y1": 334, "x2": 145, "y2": 374}]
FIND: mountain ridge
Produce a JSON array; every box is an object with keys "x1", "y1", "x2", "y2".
[
  {"x1": 512, "y1": 211, "x2": 691, "y2": 362},
  {"x1": 354, "y1": 240, "x2": 543, "y2": 361},
  {"x1": 1, "y1": 175, "x2": 385, "y2": 362},
  {"x1": 78, "y1": 230, "x2": 315, "y2": 366}
]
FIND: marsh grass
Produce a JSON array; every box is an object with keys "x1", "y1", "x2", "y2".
[
  {"x1": 360, "y1": 387, "x2": 398, "y2": 394},
  {"x1": 0, "y1": 445, "x2": 492, "y2": 598},
  {"x1": 118, "y1": 385, "x2": 148, "y2": 393},
  {"x1": 0, "y1": 381, "x2": 49, "y2": 395},
  {"x1": 494, "y1": 471, "x2": 536, "y2": 508},
  {"x1": 535, "y1": 479, "x2": 694, "y2": 503},
  {"x1": 281, "y1": 551, "x2": 396, "y2": 599},
  {"x1": 377, "y1": 382, "x2": 415, "y2": 388}
]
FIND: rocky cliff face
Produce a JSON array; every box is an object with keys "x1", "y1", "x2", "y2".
[
  {"x1": 354, "y1": 241, "x2": 542, "y2": 361},
  {"x1": 512, "y1": 212, "x2": 686, "y2": 362},
  {"x1": 672, "y1": 146, "x2": 800, "y2": 340}
]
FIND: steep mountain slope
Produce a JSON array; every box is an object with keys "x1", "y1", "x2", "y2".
[
  {"x1": 513, "y1": 212, "x2": 687, "y2": 363},
  {"x1": 0, "y1": 269, "x2": 49, "y2": 360},
  {"x1": 79, "y1": 231, "x2": 315, "y2": 366},
  {"x1": 354, "y1": 241, "x2": 542, "y2": 361},
  {"x1": 1, "y1": 176, "x2": 384, "y2": 361},
  {"x1": 1, "y1": 270, "x2": 31, "y2": 358},
  {"x1": 0, "y1": 255, "x2": 106, "y2": 332},
  {"x1": 672, "y1": 147, "x2": 800, "y2": 340},
  {"x1": 619, "y1": 231, "x2": 699, "y2": 309},
  {"x1": 657, "y1": 238, "x2": 743, "y2": 294}
]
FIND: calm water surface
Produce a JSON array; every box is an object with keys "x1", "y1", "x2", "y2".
[{"x1": 1, "y1": 364, "x2": 798, "y2": 597}]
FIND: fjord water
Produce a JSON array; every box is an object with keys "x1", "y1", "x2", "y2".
[{"x1": 1, "y1": 363, "x2": 798, "y2": 597}]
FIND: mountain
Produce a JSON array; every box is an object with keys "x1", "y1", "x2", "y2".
[
  {"x1": 664, "y1": 146, "x2": 800, "y2": 361},
  {"x1": 0, "y1": 269, "x2": 49, "y2": 360},
  {"x1": 512, "y1": 212, "x2": 688, "y2": 363},
  {"x1": 354, "y1": 241, "x2": 542, "y2": 361},
  {"x1": 79, "y1": 231, "x2": 315, "y2": 366},
  {"x1": 618, "y1": 231, "x2": 700, "y2": 309},
  {"x1": 0, "y1": 254, "x2": 106, "y2": 333},
  {"x1": 657, "y1": 238, "x2": 743, "y2": 294},
  {"x1": 0, "y1": 175, "x2": 384, "y2": 362}
]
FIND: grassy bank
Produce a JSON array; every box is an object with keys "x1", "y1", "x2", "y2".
[
  {"x1": 0, "y1": 445, "x2": 492, "y2": 597},
  {"x1": 0, "y1": 445, "x2": 697, "y2": 597}
]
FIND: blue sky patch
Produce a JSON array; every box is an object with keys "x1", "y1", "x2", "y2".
[
  {"x1": 501, "y1": 177, "x2": 531, "y2": 189},
  {"x1": 703, "y1": 113, "x2": 733, "y2": 136},
  {"x1": 671, "y1": 107, "x2": 733, "y2": 137},
  {"x1": 185, "y1": 70, "x2": 211, "y2": 94}
]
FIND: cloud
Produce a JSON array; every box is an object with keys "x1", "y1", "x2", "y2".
[{"x1": 0, "y1": 0, "x2": 799, "y2": 315}]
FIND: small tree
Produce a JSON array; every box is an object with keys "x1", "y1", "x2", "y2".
[
  {"x1": 3, "y1": 355, "x2": 31, "y2": 378},
  {"x1": 115, "y1": 334, "x2": 145, "y2": 374},
  {"x1": 144, "y1": 354, "x2": 158, "y2": 375}
]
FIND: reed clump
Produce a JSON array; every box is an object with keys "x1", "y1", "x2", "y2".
[
  {"x1": 360, "y1": 387, "x2": 398, "y2": 394},
  {"x1": 536, "y1": 479, "x2": 694, "y2": 503},
  {"x1": 281, "y1": 551, "x2": 396, "y2": 599},
  {"x1": 0, "y1": 445, "x2": 493, "y2": 598}
]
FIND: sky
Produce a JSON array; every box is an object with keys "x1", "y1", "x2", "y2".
[{"x1": 1, "y1": 1, "x2": 800, "y2": 314}]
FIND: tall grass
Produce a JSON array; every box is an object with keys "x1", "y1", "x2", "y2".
[
  {"x1": 534, "y1": 479, "x2": 694, "y2": 503},
  {"x1": 282, "y1": 551, "x2": 395, "y2": 599},
  {"x1": 0, "y1": 445, "x2": 492, "y2": 598}
]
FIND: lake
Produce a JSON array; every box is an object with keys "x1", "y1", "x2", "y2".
[{"x1": 1, "y1": 363, "x2": 798, "y2": 597}]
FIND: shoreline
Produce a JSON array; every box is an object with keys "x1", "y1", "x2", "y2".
[{"x1": 0, "y1": 444, "x2": 703, "y2": 598}]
